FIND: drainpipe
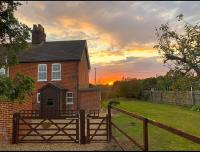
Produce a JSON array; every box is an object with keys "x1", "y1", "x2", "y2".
[{"x1": 76, "y1": 62, "x2": 80, "y2": 110}]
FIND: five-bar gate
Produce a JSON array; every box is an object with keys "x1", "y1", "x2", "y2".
[
  {"x1": 87, "y1": 110, "x2": 108, "y2": 143},
  {"x1": 13, "y1": 110, "x2": 109, "y2": 144},
  {"x1": 13, "y1": 110, "x2": 79, "y2": 143}
]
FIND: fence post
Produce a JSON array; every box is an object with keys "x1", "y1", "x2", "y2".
[
  {"x1": 80, "y1": 109, "x2": 86, "y2": 144},
  {"x1": 143, "y1": 118, "x2": 149, "y2": 151},
  {"x1": 160, "y1": 91, "x2": 163, "y2": 103},
  {"x1": 191, "y1": 89, "x2": 195, "y2": 105},
  {"x1": 108, "y1": 104, "x2": 112, "y2": 143},
  {"x1": 87, "y1": 116, "x2": 90, "y2": 143},
  {"x1": 12, "y1": 113, "x2": 19, "y2": 144},
  {"x1": 76, "y1": 118, "x2": 79, "y2": 142}
]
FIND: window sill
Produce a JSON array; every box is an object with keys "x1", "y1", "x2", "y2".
[
  {"x1": 66, "y1": 103, "x2": 73, "y2": 105},
  {"x1": 37, "y1": 80, "x2": 47, "y2": 82},
  {"x1": 51, "y1": 79, "x2": 61, "y2": 81}
]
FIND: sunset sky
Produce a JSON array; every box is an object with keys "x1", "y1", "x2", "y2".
[{"x1": 15, "y1": 1, "x2": 200, "y2": 84}]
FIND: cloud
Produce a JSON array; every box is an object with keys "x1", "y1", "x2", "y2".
[
  {"x1": 16, "y1": 1, "x2": 200, "y2": 47},
  {"x1": 89, "y1": 56, "x2": 169, "y2": 84},
  {"x1": 14, "y1": 1, "x2": 200, "y2": 83}
]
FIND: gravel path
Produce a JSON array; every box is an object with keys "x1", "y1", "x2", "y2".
[{"x1": 0, "y1": 142, "x2": 120, "y2": 151}]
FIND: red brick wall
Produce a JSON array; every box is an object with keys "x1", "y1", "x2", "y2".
[
  {"x1": 9, "y1": 61, "x2": 79, "y2": 110},
  {"x1": 0, "y1": 98, "x2": 32, "y2": 144},
  {"x1": 78, "y1": 50, "x2": 89, "y2": 88},
  {"x1": 79, "y1": 90, "x2": 101, "y2": 111}
]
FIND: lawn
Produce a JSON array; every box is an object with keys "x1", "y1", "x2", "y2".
[{"x1": 102, "y1": 98, "x2": 200, "y2": 151}]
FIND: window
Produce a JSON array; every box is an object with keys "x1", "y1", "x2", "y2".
[
  {"x1": 47, "y1": 98, "x2": 54, "y2": 106},
  {"x1": 52, "y1": 63, "x2": 61, "y2": 80},
  {"x1": 37, "y1": 93, "x2": 41, "y2": 103},
  {"x1": 66, "y1": 92, "x2": 73, "y2": 104},
  {"x1": 0, "y1": 67, "x2": 6, "y2": 75},
  {"x1": 38, "y1": 64, "x2": 47, "y2": 81}
]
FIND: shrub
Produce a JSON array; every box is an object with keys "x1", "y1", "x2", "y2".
[
  {"x1": 190, "y1": 105, "x2": 200, "y2": 112},
  {"x1": 0, "y1": 73, "x2": 34, "y2": 103}
]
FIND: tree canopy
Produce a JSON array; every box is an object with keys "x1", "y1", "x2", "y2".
[
  {"x1": 0, "y1": 1, "x2": 30, "y2": 68},
  {"x1": 154, "y1": 14, "x2": 200, "y2": 76},
  {"x1": 0, "y1": 1, "x2": 34, "y2": 103}
]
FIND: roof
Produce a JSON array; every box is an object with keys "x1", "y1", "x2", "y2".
[
  {"x1": 39, "y1": 82, "x2": 67, "y2": 92},
  {"x1": 0, "y1": 40, "x2": 91, "y2": 69}
]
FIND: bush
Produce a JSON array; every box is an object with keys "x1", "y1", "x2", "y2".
[
  {"x1": 0, "y1": 73, "x2": 34, "y2": 103},
  {"x1": 111, "y1": 79, "x2": 142, "y2": 98},
  {"x1": 190, "y1": 105, "x2": 200, "y2": 112}
]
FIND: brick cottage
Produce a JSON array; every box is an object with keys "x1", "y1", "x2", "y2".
[{"x1": 0, "y1": 24, "x2": 101, "y2": 143}]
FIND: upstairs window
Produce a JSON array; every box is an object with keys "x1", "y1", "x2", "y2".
[
  {"x1": 0, "y1": 67, "x2": 5, "y2": 75},
  {"x1": 66, "y1": 92, "x2": 73, "y2": 104},
  {"x1": 38, "y1": 64, "x2": 47, "y2": 81},
  {"x1": 52, "y1": 63, "x2": 61, "y2": 80}
]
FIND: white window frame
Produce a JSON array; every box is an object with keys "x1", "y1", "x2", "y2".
[
  {"x1": 52, "y1": 63, "x2": 61, "y2": 81},
  {"x1": 66, "y1": 92, "x2": 73, "y2": 105},
  {"x1": 38, "y1": 64, "x2": 47, "y2": 81},
  {"x1": 0, "y1": 67, "x2": 6, "y2": 75},
  {"x1": 37, "y1": 93, "x2": 41, "y2": 103}
]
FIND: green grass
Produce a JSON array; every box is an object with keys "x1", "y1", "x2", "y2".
[{"x1": 103, "y1": 98, "x2": 200, "y2": 151}]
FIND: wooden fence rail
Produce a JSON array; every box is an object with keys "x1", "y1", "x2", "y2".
[{"x1": 108, "y1": 105, "x2": 200, "y2": 151}]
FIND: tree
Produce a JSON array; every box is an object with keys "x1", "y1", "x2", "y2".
[
  {"x1": 111, "y1": 79, "x2": 142, "y2": 98},
  {"x1": 0, "y1": 73, "x2": 34, "y2": 103},
  {"x1": 154, "y1": 14, "x2": 200, "y2": 76},
  {"x1": 0, "y1": 1, "x2": 31, "y2": 68},
  {"x1": 0, "y1": 1, "x2": 34, "y2": 103},
  {"x1": 141, "y1": 77, "x2": 158, "y2": 90}
]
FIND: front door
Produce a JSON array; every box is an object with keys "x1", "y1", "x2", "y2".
[
  {"x1": 41, "y1": 88, "x2": 59, "y2": 118},
  {"x1": 46, "y1": 98, "x2": 56, "y2": 117}
]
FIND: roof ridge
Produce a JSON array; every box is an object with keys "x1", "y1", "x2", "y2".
[
  {"x1": 35, "y1": 39, "x2": 86, "y2": 43},
  {"x1": 25, "y1": 40, "x2": 87, "y2": 45}
]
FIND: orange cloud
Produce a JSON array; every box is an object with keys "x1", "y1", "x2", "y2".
[{"x1": 93, "y1": 74, "x2": 123, "y2": 85}]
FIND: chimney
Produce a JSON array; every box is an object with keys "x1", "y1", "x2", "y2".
[{"x1": 32, "y1": 24, "x2": 46, "y2": 44}]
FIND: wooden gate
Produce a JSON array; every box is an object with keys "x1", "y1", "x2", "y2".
[
  {"x1": 13, "y1": 110, "x2": 79, "y2": 143},
  {"x1": 86, "y1": 111, "x2": 109, "y2": 143},
  {"x1": 13, "y1": 110, "x2": 110, "y2": 144}
]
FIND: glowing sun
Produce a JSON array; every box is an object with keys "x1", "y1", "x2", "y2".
[{"x1": 108, "y1": 81, "x2": 114, "y2": 85}]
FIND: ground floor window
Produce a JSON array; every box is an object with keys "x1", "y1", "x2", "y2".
[
  {"x1": 37, "y1": 93, "x2": 41, "y2": 103},
  {"x1": 66, "y1": 92, "x2": 73, "y2": 104},
  {"x1": 0, "y1": 67, "x2": 5, "y2": 75}
]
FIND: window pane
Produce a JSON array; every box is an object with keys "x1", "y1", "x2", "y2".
[
  {"x1": 0, "y1": 68, "x2": 5, "y2": 75},
  {"x1": 67, "y1": 93, "x2": 73, "y2": 97},
  {"x1": 39, "y1": 72, "x2": 46, "y2": 80},
  {"x1": 53, "y1": 64, "x2": 60, "y2": 71},
  {"x1": 52, "y1": 71, "x2": 60, "y2": 80},
  {"x1": 39, "y1": 64, "x2": 46, "y2": 71},
  {"x1": 67, "y1": 98, "x2": 73, "y2": 103},
  {"x1": 66, "y1": 92, "x2": 73, "y2": 104},
  {"x1": 38, "y1": 64, "x2": 47, "y2": 80}
]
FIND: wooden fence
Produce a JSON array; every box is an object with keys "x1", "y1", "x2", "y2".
[
  {"x1": 108, "y1": 104, "x2": 200, "y2": 151},
  {"x1": 141, "y1": 91, "x2": 200, "y2": 106}
]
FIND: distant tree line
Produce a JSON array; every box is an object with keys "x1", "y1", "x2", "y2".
[{"x1": 97, "y1": 70, "x2": 200, "y2": 100}]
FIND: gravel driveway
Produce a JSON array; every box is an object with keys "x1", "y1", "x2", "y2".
[{"x1": 0, "y1": 142, "x2": 120, "y2": 151}]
